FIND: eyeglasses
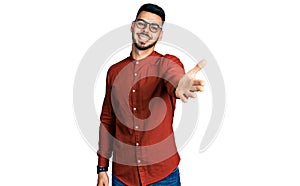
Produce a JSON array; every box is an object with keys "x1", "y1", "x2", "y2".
[{"x1": 134, "y1": 19, "x2": 163, "y2": 33}]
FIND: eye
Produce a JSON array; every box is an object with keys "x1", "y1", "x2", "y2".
[
  {"x1": 150, "y1": 24, "x2": 160, "y2": 32},
  {"x1": 136, "y1": 21, "x2": 146, "y2": 28}
]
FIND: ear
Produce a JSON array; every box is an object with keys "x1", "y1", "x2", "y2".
[
  {"x1": 158, "y1": 30, "x2": 163, "y2": 41},
  {"x1": 130, "y1": 22, "x2": 134, "y2": 32}
]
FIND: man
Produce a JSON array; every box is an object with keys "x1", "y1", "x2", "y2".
[{"x1": 97, "y1": 3, "x2": 205, "y2": 186}]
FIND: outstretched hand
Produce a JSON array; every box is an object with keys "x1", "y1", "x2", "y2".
[{"x1": 175, "y1": 60, "x2": 206, "y2": 103}]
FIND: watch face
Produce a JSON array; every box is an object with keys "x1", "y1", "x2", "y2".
[{"x1": 97, "y1": 167, "x2": 107, "y2": 172}]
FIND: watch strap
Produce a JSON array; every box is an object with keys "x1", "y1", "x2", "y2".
[{"x1": 97, "y1": 166, "x2": 108, "y2": 174}]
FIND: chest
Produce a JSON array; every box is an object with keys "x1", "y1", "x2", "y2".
[{"x1": 111, "y1": 62, "x2": 166, "y2": 102}]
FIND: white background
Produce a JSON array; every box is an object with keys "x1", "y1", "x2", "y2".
[{"x1": 1, "y1": 0, "x2": 299, "y2": 185}]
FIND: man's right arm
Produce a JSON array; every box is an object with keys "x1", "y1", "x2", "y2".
[{"x1": 97, "y1": 69, "x2": 116, "y2": 185}]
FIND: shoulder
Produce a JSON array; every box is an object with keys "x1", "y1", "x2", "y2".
[
  {"x1": 153, "y1": 51, "x2": 180, "y2": 62},
  {"x1": 162, "y1": 54, "x2": 184, "y2": 69},
  {"x1": 107, "y1": 57, "x2": 130, "y2": 75},
  {"x1": 164, "y1": 54, "x2": 180, "y2": 61}
]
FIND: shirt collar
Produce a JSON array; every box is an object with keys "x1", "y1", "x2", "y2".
[{"x1": 129, "y1": 51, "x2": 161, "y2": 63}]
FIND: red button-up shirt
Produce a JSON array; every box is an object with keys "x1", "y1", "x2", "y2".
[{"x1": 97, "y1": 51, "x2": 185, "y2": 185}]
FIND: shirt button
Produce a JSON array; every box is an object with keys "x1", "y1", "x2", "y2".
[
  {"x1": 136, "y1": 61, "x2": 139, "y2": 65},
  {"x1": 134, "y1": 73, "x2": 137, "y2": 76},
  {"x1": 136, "y1": 142, "x2": 139, "y2": 146},
  {"x1": 137, "y1": 160, "x2": 141, "y2": 163},
  {"x1": 133, "y1": 107, "x2": 137, "y2": 111},
  {"x1": 135, "y1": 126, "x2": 139, "y2": 129},
  {"x1": 132, "y1": 89, "x2": 136, "y2": 93}
]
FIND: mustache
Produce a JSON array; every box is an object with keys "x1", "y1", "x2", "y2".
[{"x1": 137, "y1": 32, "x2": 152, "y2": 39}]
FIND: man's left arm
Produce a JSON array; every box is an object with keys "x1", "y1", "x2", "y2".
[
  {"x1": 162, "y1": 54, "x2": 185, "y2": 98},
  {"x1": 162, "y1": 54, "x2": 205, "y2": 102}
]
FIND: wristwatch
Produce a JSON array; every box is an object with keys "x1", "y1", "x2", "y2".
[{"x1": 97, "y1": 166, "x2": 108, "y2": 174}]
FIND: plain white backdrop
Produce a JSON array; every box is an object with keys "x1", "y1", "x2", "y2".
[{"x1": 1, "y1": 0, "x2": 300, "y2": 185}]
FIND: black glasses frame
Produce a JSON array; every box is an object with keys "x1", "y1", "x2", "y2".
[{"x1": 134, "y1": 19, "x2": 163, "y2": 33}]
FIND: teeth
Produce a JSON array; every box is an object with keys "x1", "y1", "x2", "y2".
[{"x1": 138, "y1": 34, "x2": 150, "y2": 42}]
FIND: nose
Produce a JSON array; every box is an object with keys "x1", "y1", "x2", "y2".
[{"x1": 143, "y1": 24, "x2": 151, "y2": 33}]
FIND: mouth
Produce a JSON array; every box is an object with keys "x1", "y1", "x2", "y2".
[{"x1": 137, "y1": 33, "x2": 151, "y2": 43}]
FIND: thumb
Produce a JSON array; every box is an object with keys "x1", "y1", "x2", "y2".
[{"x1": 188, "y1": 59, "x2": 206, "y2": 75}]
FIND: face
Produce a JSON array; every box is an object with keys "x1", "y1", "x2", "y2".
[{"x1": 131, "y1": 11, "x2": 163, "y2": 51}]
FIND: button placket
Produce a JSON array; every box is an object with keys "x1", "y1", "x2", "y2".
[
  {"x1": 133, "y1": 60, "x2": 142, "y2": 167},
  {"x1": 132, "y1": 62, "x2": 137, "y2": 131},
  {"x1": 135, "y1": 131, "x2": 141, "y2": 166}
]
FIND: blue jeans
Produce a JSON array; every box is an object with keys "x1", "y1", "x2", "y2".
[{"x1": 112, "y1": 167, "x2": 181, "y2": 186}]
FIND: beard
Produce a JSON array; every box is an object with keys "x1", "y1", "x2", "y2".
[
  {"x1": 132, "y1": 32, "x2": 158, "y2": 51},
  {"x1": 134, "y1": 40, "x2": 158, "y2": 50}
]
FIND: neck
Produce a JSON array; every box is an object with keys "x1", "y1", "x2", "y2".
[{"x1": 131, "y1": 45, "x2": 155, "y2": 60}]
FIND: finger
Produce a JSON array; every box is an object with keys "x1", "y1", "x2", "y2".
[
  {"x1": 184, "y1": 90, "x2": 197, "y2": 98},
  {"x1": 188, "y1": 59, "x2": 206, "y2": 74},
  {"x1": 197, "y1": 59, "x2": 206, "y2": 69},
  {"x1": 192, "y1": 85, "x2": 204, "y2": 91},
  {"x1": 100, "y1": 180, "x2": 107, "y2": 186},
  {"x1": 193, "y1": 79, "x2": 205, "y2": 86},
  {"x1": 179, "y1": 93, "x2": 188, "y2": 103},
  {"x1": 190, "y1": 85, "x2": 204, "y2": 92}
]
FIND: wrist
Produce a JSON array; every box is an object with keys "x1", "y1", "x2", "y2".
[
  {"x1": 97, "y1": 166, "x2": 108, "y2": 174},
  {"x1": 175, "y1": 88, "x2": 180, "y2": 98}
]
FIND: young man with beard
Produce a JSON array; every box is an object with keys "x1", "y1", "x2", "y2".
[{"x1": 97, "y1": 3, "x2": 205, "y2": 186}]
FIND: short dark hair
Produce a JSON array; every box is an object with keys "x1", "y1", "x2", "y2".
[{"x1": 136, "y1": 3, "x2": 165, "y2": 22}]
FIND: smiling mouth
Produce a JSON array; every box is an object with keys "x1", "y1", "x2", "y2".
[{"x1": 137, "y1": 33, "x2": 151, "y2": 43}]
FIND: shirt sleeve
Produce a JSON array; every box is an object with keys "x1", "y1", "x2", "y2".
[
  {"x1": 97, "y1": 68, "x2": 116, "y2": 167},
  {"x1": 162, "y1": 54, "x2": 185, "y2": 98}
]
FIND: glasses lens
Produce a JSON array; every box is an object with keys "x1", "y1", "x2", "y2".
[
  {"x1": 150, "y1": 24, "x2": 160, "y2": 33},
  {"x1": 135, "y1": 19, "x2": 161, "y2": 33},
  {"x1": 136, "y1": 20, "x2": 146, "y2": 29}
]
